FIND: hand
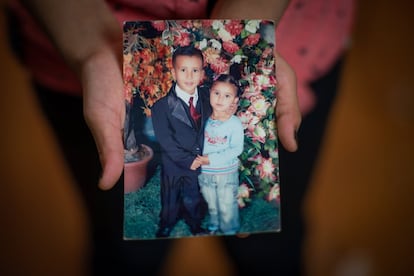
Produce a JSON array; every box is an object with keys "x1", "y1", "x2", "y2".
[
  {"x1": 82, "y1": 47, "x2": 125, "y2": 190},
  {"x1": 20, "y1": 0, "x2": 125, "y2": 190},
  {"x1": 196, "y1": 155, "x2": 210, "y2": 165},
  {"x1": 274, "y1": 51, "x2": 301, "y2": 152},
  {"x1": 190, "y1": 159, "x2": 202, "y2": 170}
]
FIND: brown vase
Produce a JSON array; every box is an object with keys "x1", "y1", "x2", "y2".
[{"x1": 124, "y1": 144, "x2": 154, "y2": 194}]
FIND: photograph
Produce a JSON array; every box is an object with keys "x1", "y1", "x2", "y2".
[{"x1": 123, "y1": 19, "x2": 280, "y2": 239}]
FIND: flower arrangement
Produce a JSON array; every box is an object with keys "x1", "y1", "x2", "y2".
[
  {"x1": 123, "y1": 25, "x2": 173, "y2": 117},
  {"x1": 123, "y1": 20, "x2": 280, "y2": 205}
]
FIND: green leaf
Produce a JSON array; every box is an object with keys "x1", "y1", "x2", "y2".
[
  {"x1": 241, "y1": 29, "x2": 250, "y2": 39},
  {"x1": 239, "y1": 98, "x2": 251, "y2": 108}
]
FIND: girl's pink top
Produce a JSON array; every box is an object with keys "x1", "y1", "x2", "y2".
[{"x1": 9, "y1": 0, "x2": 354, "y2": 115}]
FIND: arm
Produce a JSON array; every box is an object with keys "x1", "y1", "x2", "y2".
[
  {"x1": 20, "y1": 0, "x2": 124, "y2": 190},
  {"x1": 211, "y1": 0, "x2": 301, "y2": 152}
]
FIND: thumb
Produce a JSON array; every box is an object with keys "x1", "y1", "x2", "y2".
[
  {"x1": 96, "y1": 129, "x2": 124, "y2": 190},
  {"x1": 84, "y1": 107, "x2": 124, "y2": 190},
  {"x1": 81, "y1": 48, "x2": 125, "y2": 190}
]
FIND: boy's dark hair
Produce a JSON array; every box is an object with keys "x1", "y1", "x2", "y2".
[{"x1": 172, "y1": 45, "x2": 204, "y2": 66}]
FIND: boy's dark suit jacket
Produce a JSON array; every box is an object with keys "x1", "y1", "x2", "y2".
[{"x1": 151, "y1": 84, "x2": 212, "y2": 176}]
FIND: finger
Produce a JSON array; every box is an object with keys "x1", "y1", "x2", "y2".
[{"x1": 275, "y1": 51, "x2": 301, "y2": 152}]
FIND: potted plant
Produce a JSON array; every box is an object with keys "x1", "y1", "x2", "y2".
[{"x1": 123, "y1": 94, "x2": 154, "y2": 194}]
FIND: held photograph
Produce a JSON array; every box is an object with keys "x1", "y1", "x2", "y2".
[{"x1": 123, "y1": 19, "x2": 280, "y2": 239}]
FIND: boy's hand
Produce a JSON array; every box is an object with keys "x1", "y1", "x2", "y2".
[
  {"x1": 190, "y1": 159, "x2": 202, "y2": 170},
  {"x1": 196, "y1": 155, "x2": 210, "y2": 165}
]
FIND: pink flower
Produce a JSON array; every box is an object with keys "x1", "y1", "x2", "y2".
[
  {"x1": 254, "y1": 74, "x2": 271, "y2": 89},
  {"x1": 238, "y1": 111, "x2": 252, "y2": 130},
  {"x1": 223, "y1": 41, "x2": 240, "y2": 54},
  {"x1": 250, "y1": 124, "x2": 266, "y2": 143},
  {"x1": 238, "y1": 183, "x2": 251, "y2": 199},
  {"x1": 242, "y1": 84, "x2": 262, "y2": 99},
  {"x1": 180, "y1": 20, "x2": 193, "y2": 29},
  {"x1": 210, "y1": 57, "x2": 229, "y2": 74},
  {"x1": 256, "y1": 157, "x2": 276, "y2": 180},
  {"x1": 237, "y1": 183, "x2": 252, "y2": 208},
  {"x1": 152, "y1": 21, "x2": 166, "y2": 31},
  {"x1": 244, "y1": 33, "x2": 260, "y2": 46},
  {"x1": 267, "y1": 184, "x2": 280, "y2": 202},
  {"x1": 225, "y1": 21, "x2": 244, "y2": 37},
  {"x1": 174, "y1": 31, "x2": 191, "y2": 47},
  {"x1": 248, "y1": 154, "x2": 262, "y2": 163},
  {"x1": 201, "y1": 20, "x2": 214, "y2": 28},
  {"x1": 248, "y1": 95, "x2": 270, "y2": 117}
]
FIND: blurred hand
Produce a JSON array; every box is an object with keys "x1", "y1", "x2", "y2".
[
  {"x1": 81, "y1": 47, "x2": 125, "y2": 190},
  {"x1": 274, "y1": 51, "x2": 301, "y2": 152}
]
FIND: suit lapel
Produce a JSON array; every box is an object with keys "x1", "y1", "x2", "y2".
[{"x1": 168, "y1": 86, "x2": 193, "y2": 129}]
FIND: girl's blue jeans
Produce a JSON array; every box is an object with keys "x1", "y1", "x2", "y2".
[{"x1": 198, "y1": 171, "x2": 240, "y2": 234}]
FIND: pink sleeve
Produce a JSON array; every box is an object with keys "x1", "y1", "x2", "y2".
[{"x1": 276, "y1": 0, "x2": 356, "y2": 115}]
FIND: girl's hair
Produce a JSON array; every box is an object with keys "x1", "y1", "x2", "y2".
[{"x1": 213, "y1": 64, "x2": 243, "y2": 97}]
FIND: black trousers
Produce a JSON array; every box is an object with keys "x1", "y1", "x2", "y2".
[
  {"x1": 159, "y1": 173, "x2": 205, "y2": 230},
  {"x1": 222, "y1": 58, "x2": 345, "y2": 276},
  {"x1": 34, "y1": 85, "x2": 170, "y2": 275}
]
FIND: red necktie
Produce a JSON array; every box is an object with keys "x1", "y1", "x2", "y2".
[{"x1": 189, "y1": 97, "x2": 201, "y2": 124}]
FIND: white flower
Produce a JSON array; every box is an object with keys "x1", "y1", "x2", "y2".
[
  {"x1": 198, "y1": 38, "x2": 208, "y2": 50},
  {"x1": 217, "y1": 27, "x2": 233, "y2": 42},
  {"x1": 209, "y1": 39, "x2": 222, "y2": 51},
  {"x1": 255, "y1": 74, "x2": 270, "y2": 88},
  {"x1": 212, "y1": 20, "x2": 224, "y2": 30},
  {"x1": 245, "y1": 20, "x2": 260, "y2": 33},
  {"x1": 231, "y1": 54, "x2": 246, "y2": 64}
]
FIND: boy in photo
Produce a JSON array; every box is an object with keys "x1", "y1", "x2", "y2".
[{"x1": 151, "y1": 45, "x2": 211, "y2": 237}]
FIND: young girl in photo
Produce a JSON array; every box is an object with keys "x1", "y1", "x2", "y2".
[{"x1": 196, "y1": 74, "x2": 244, "y2": 235}]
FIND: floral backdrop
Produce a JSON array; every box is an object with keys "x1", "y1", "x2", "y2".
[{"x1": 123, "y1": 19, "x2": 280, "y2": 208}]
